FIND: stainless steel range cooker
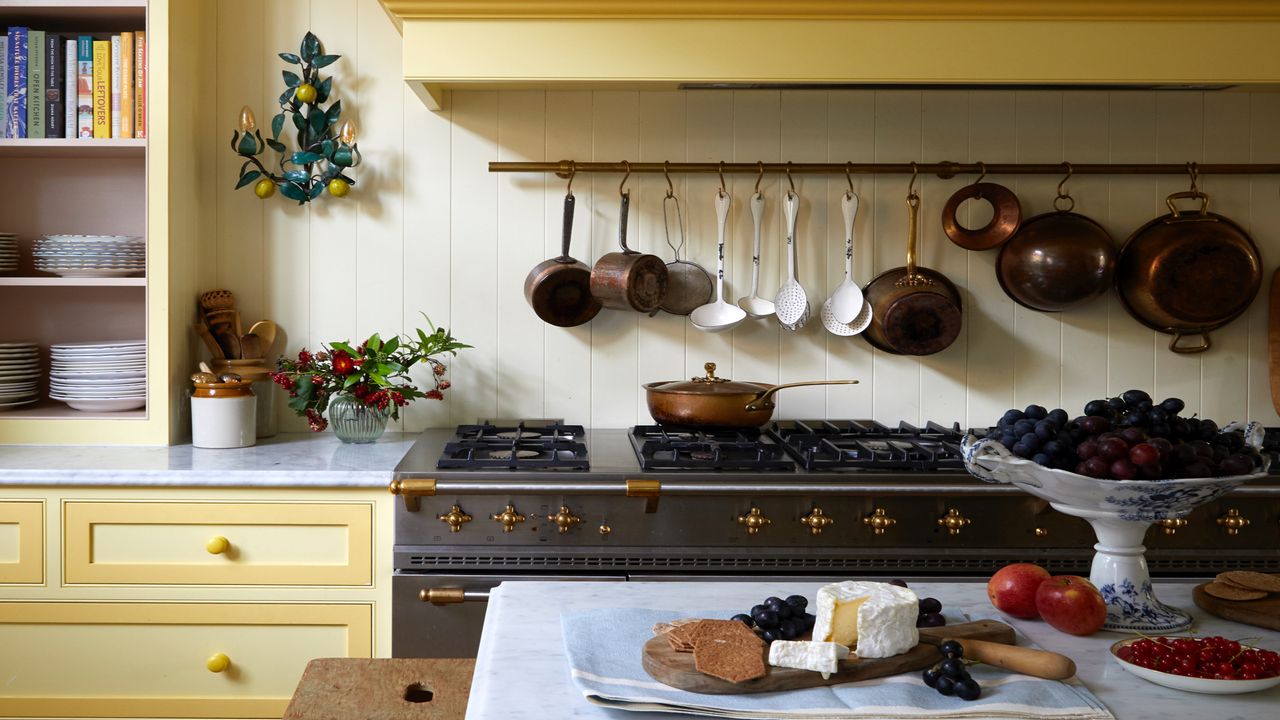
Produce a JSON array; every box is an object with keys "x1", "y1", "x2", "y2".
[{"x1": 390, "y1": 420, "x2": 1280, "y2": 657}]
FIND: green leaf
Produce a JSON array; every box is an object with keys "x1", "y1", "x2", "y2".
[
  {"x1": 292, "y1": 111, "x2": 306, "y2": 132},
  {"x1": 368, "y1": 333, "x2": 383, "y2": 352},
  {"x1": 278, "y1": 88, "x2": 294, "y2": 105},
  {"x1": 266, "y1": 138, "x2": 287, "y2": 153},
  {"x1": 285, "y1": 169, "x2": 310, "y2": 183},
  {"x1": 282, "y1": 70, "x2": 301, "y2": 88},
  {"x1": 343, "y1": 374, "x2": 361, "y2": 389},
  {"x1": 301, "y1": 32, "x2": 321, "y2": 62},
  {"x1": 383, "y1": 336, "x2": 400, "y2": 355},
  {"x1": 291, "y1": 151, "x2": 323, "y2": 165},
  {"x1": 309, "y1": 108, "x2": 327, "y2": 136},
  {"x1": 331, "y1": 341, "x2": 356, "y2": 354},
  {"x1": 321, "y1": 139, "x2": 336, "y2": 157},
  {"x1": 278, "y1": 52, "x2": 302, "y2": 65},
  {"x1": 308, "y1": 182, "x2": 325, "y2": 200},
  {"x1": 313, "y1": 54, "x2": 340, "y2": 69},
  {"x1": 236, "y1": 132, "x2": 260, "y2": 156},
  {"x1": 325, "y1": 100, "x2": 343, "y2": 127},
  {"x1": 280, "y1": 182, "x2": 308, "y2": 203},
  {"x1": 316, "y1": 77, "x2": 333, "y2": 104},
  {"x1": 287, "y1": 375, "x2": 315, "y2": 412},
  {"x1": 229, "y1": 131, "x2": 240, "y2": 152},
  {"x1": 332, "y1": 146, "x2": 353, "y2": 167},
  {"x1": 271, "y1": 113, "x2": 285, "y2": 140},
  {"x1": 234, "y1": 170, "x2": 262, "y2": 189}
]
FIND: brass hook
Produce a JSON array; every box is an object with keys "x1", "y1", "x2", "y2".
[
  {"x1": 907, "y1": 162, "x2": 919, "y2": 198},
  {"x1": 785, "y1": 162, "x2": 796, "y2": 193},
  {"x1": 566, "y1": 161, "x2": 576, "y2": 196},
  {"x1": 845, "y1": 162, "x2": 854, "y2": 193},
  {"x1": 1187, "y1": 161, "x2": 1200, "y2": 194},
  {"x1": 1056, "y1": 162, "x2": 1073, "y2": 199},
  {"x1": 754, "y1": 161, "x2": 765, "y2": 193},
  {"x1": 663, "y1": 160, "x2": 674, "y2": 198},
  {"x1": 975, "y1": 161, "x2": 987, "y2": 185},
  {"x1": 619, "y1": 160, "x2": 631, "y2": 198},
  {"x1": 718, "y1": 161, "x2": 728, "y2": 196}
]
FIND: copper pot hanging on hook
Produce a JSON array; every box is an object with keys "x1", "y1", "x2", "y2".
[
  {"x1": 940, "y1": 162, "x2": 1022, "y2": 251},
  {"x1": 589, "y1": 161, "x2": 670, "y2": 312},
  {"x1": 995, "y1": 162, "x2": 1116, "y2": 312},
  {"x1": 524, "y1": 163, "x2": 603, "y2": 327}
]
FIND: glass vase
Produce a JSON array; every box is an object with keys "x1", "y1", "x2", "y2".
[{"x1": 328, "y1": 393, "x2": 390, "y2": 444}]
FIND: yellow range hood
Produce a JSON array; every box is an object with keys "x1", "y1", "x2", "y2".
[{"x1": 379, "y1": 1, "x2": 1280, "y2": 110}]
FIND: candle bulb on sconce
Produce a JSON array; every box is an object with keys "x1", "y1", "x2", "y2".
[
  {"x1": 339, "y1": 119, "x2": 357, "y2": 144},
  {"x1": 239, "y1": 105, "x2": 257, "y2": 132}
]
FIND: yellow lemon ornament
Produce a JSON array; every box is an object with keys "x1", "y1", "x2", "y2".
[
  {"x1": 327, "y1": 178, "x2": 351, "y2": 197},
  {"x1": 295, "y1": 83, "x2": 317, "y2": 104},
  {"x1": 254, "y1": 178, "x2": 277, "y2": 199}
]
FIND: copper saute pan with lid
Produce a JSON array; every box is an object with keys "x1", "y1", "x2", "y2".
[{"x1": 643, "y1": 363, "x2": 858, "y2": 428}]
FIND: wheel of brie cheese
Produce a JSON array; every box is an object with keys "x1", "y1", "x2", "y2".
[{"x1": 812, "y1": 581, "x2": 919, "y2": 658}]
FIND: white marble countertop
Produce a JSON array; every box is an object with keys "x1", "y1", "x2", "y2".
[
  {"x1": 0, "y1": 432, "x2": 416, "y2": 486},
  {"x1": 468, "y1": 580, "x2": 1280, "y2": 720}
]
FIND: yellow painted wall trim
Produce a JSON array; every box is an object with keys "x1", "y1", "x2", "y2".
[{"x1": 0, "y1": 502, "x2": 43, "y2": 584}]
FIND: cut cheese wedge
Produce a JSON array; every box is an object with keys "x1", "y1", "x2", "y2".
[{"x1": 812, "y1": 581, "x2": 919, "y2": 658}]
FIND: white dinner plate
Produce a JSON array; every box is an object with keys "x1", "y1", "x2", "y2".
[
  {"x1": 39, "y1": 269, "x2": 145, "y2": 278},
  {"x1": 52, "y1": 355, "x2": 146, "y2": 363},
  {"x1": 50, "y1": 375, "x2": 143, "y2": 386},
  {"x1": 50, "y1": 340, "x2": 145, "y2": 350},
  {"x1": 0, "y1": 397, "x2": 39, "y2": 410},
  {"x1": 48, "y1": 371, "x2": 144, "y2": 381},
  {"x1": 56, "y1": 398, "x2": 146, "y2": 412},
  {"x1": 0, "y1": 373, "x2": 40, "y2": 381},
  {"x1": 0, "y1": 342, "x2": 38, "y2": 348},
  {"x1": 43, "y1": 234, "x2": 142, "y2": 242},
  {"x1": 51, "y1": 392, "x2": 146, "y2": 401},
  {"x1": 50, "y1": 384, "x2": 147, "y2": 393}
]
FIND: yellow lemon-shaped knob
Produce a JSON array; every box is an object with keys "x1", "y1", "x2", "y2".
[
  {"x1": 295, "y1": 83, "x2": 317, "y2": 104},
  {"x1": 253, "y1": 178, "x2": 276, "y2": 199},
  {"x1": 327, "y1": 178, "x2": 350, "y2": 197},
  {"x1": 206, "y1": 536, "x2": 230, "y2": 555},
  {"x1": 206, "y1": 653, "x2": 231, "y2": 673}
]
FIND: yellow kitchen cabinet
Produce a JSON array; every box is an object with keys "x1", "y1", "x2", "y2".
[
  {"x1": 63, "y1": 501, "x2": 373, "y2": 586},
  {"x1": 0, "y1": 602, "x2": 372, "y2": 718},
  {"x1": 0, "y1": 501, "x2": 43, "y2": 584}
]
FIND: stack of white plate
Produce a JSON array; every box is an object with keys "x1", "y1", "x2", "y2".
[
  {"x1": 0, "y1": 342, "x2": 40, "y2": 410},
  {"x1": 34, "y1": 235, "x2": 145, "y2": 277},
  {"x1": 49, "y1": 340, "x2": 146, "y2": 412},
  {"x1": 0, "y1": 232, "x2": 16, "y2": 274}
]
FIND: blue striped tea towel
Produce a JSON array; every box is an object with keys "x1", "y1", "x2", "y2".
[{"x1": 562, "y1": 608, "x2": 1114, "y2": 719}]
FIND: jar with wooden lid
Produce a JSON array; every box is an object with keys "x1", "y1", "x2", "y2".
[
  {"x1": 209, "y1": 358, "x2": 276, "y2": 438},
  {"x1": 190, "y1": 373, "x2": 256, "y2": 449}
]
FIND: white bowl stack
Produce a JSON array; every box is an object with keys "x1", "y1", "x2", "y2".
[
  {"x1": 0, "y1": 342, "x2": 41, "y2": 410},
  {"x1": 34, "y1": 235, "x2": 145, "y2": 277},
  {"x1": 49, "y1": 340, "x2": 147, "y2": 412},
  {"x1": 0, "y1": 232, "x2": 16, "y2": 274}
]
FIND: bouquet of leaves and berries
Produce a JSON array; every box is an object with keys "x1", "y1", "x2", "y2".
[{"x1": 271, "y1": 320, "x2": 469, "y2": 431}]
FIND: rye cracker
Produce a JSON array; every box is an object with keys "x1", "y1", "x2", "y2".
[
  {"x1": 1220, "y1": 571, "x2": 1280, "y2": 593},
  {"x1": 693, "y1": 637, "x2": 767, "y2": 683},
  {"x1": 691, "y1": 619, "x2": 763, "y2": 649},
  {"x1": 666, "y1": 621, "x2": 702, "y2": 653},
  {"x1": 1204, "y1": 581, "x2": 1268, "y2": 601}
]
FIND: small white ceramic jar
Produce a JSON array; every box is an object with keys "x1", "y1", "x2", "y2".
[{"x1": 191, "y1": 375, "x2": 257, "y2": 449}]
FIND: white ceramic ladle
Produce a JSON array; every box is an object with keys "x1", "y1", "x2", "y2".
[
  {"x1": 774, "y1": 190, "x2": 809, "y2": 330},
  {"x1": 737, "y1": 192, "x2": 776, "y2": 319},
  {"x1": 691, "y1": 190, "x2": 747, "y2": 333},
  {"x1": 829, "y1": 191, "x2": 866, "y2": 323}
]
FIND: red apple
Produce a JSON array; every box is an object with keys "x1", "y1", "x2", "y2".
[
  {"x1": 987, "y1": 563, "x2": 1051, "y2": 619},
  {"x1": 1035, "y1": 575, "x2": 1107, "y2": 635}
]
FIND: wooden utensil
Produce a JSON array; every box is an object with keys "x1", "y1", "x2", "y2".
[
  {"x1": 1269, "y1": 269, "x2": 1280, "y2": 416},
  {"x1": 1193, "y1": 581, "x2": 1280, "y2": 632},
  {"x1": 193, "y1": 323, "x2": 225, "y2": 360},
  {"x1": 643, "y1": 619, "x2": 1073, "y2": 695},
  {"x1": 239, "y1": 333, "x2": 263, "y2": 360},
  {"x1": 248, "y1": 320, "x2": 278, "y2": 354}
]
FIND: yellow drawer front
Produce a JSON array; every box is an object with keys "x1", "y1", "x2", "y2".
[
  {"x1": 63, "y1": 502, "x2": 372, "y2": 586},
  {"x1": 0, "y1": 602, "x2": 372, "y2": 718},
  {"x1": 0, "y1": 501, "x2": 43, "y2": 584}
]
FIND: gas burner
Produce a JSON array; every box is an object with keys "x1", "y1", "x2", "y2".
[
  {"x1": 437, "y1": 420, "x2": 588, "y2": 470},
  {"x1": 629, "y1": 425, "x2": 796, "y2": 472},
  {"x1": 768, "y1": 419, "x2": 965, "y2": 471}
]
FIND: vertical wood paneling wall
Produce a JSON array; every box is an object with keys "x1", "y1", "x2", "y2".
[{"x1": 211, "y1": 0, "x2": 1280, "y2": 432}]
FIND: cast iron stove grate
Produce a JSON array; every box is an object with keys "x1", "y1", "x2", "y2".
[
  {"x1": 768, "y1": 419, "x2": 965, "y2": 471},
  {"x1": 436, "y1": 420, "x2": 588, "y2": 470},
  {"x1": 630, "y1": 425, "x2": 796, "y2": 471}
]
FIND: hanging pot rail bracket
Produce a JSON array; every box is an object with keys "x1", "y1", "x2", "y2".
[{"x1": 489, "y1": 160, "x2": 1280, "y2": 179}]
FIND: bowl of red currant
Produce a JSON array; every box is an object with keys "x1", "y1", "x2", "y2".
[{"x1": 1110, "y1": 635, "x2": 1280, "y2": 694}]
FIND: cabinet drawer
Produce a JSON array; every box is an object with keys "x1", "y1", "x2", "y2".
[
  {"x1": 63, "y1": 502, "x2": 372, "y2": 586},
  {"x1": 0, "y1": 501, "x2": 43, "y2": 584},
  {"x1": 0, "y1": 602, "x2": 372, "y2": 718}
]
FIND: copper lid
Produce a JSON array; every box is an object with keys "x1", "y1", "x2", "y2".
[{"x1": 644, "y1": 362, "x2": 769, "y2": 395}]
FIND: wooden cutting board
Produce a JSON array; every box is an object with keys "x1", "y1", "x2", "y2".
[
  {"x1": 642, "y1": 619, "x2": 1014, "y2": 695},
  {"x1": 1269, "y1": 268, "x2": 1280, "y2": 416},
  {"x1": 1193, "y1": 582, "x2": 1280, "y2": 632}
]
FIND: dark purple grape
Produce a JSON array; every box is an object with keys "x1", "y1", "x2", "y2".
[
  {"x1": 1013, "y1": 419, "x2": 1036, "y2": 436},
  {"x1": 753, "y1": 608, "x2": 779, "y2": 628},
  {"x1": 922, "y1": 666, "x2": 942, "y2": 688},
  {"x1": 1024, "y1": 404, "x2": 1048, "y2": 420},
  {"x1": 1107, "y1": 397, "x2": 1126, "y2": 411},
  {"x1": 939, "y1": 640, "x2": 964, "y2": 658},
  {"x1": 1048, "y1": 408, "x2": 1069, "y2": 425},
  {"x1": 888, "y1": 579, "x2": 909, "y2": 588},
  {"x1": 1121, "y1": 389, "x2": 1151, "y2": 407},
  {"x1": 935, "y1": 675, "x2": 956, "y2": 696},
  {"x1": 917, "y1": 612, "x2": 946, "y2": 628},
  {"x1": 1001, "y1": 409, "x2": 1025, "y2": 425},
  {"x1": 778, "y1": 618, "x2": 798, "y2": 640},
  {"x1": 940, "y1": 658, "x2": 966, "y2": 679},
  {"x1": 760, "y1": 628, "x2": 779, "y2": 643},
  {"x1": 1084, "y1": 399, "x2": 1109, "y2": 417},
  {"x1": 731, "y1": 613, "x2": 754, "y2": 627},
  {"x1": 1161, "y1": 397, "x2": 1185, "y2": 415},
  {"x1": 955, "y1": 678, "x2": 982, "y2": 701},
  {"x1": 918, "y1": 597, "x2": 942, "y2": 615},
  {"x1": 1011, "y1": 443, "x2": 1032, "y2": 458}
]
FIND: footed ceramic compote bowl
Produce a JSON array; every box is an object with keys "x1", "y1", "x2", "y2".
[{"x1": 962, "y1": 423, "x2": 1268, "y2": 633}]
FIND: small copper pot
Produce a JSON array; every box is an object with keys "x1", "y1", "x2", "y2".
[
  {"x1": 643, "y1": 362, "x2": 857, "y2": 428},
  {"x1": 525, "y1": 193, "x2": 601, "y2": 327},
  {"x1": 590, "y1": 191, "x2": 668, "y2": 312},
  {"x1": 941, "y1": 181, "x2": 1022, "y2": 251},
  {"x1": 996, "y1": 210, "x2": 1115, "y2": 312}
]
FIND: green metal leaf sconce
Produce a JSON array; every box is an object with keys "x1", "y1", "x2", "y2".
[{"x1": 230, "y1": 32, "x2": 363, "y2": 205}]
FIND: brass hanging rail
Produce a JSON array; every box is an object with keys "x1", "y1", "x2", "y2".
[{"x1": 488, "y1": 160, "x2": 1280, "y2": 179}]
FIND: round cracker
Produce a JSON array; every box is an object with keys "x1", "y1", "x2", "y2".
[
  {"x1": 1220, "y1": 571, "x2": 1280, "y2": 593},
  {"x1": 1204, "y1": 581, "x2": 1267, "y2": 601}
]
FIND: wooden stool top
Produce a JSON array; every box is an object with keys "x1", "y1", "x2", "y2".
[{"x1": 283, "y1": 658, "x2": 475, "y2": 720}]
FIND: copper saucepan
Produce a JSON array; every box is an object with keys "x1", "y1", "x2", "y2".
[{"x1": 643, "y1": 362, "x2": 858, "y2": 428}]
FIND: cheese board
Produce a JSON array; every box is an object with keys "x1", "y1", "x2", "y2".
[
  {"x1": 1193, "y1": 582, "x2": 1280, "y2": 632},
  {"x1": 642, "y1": 619, "x2": 1069, "y2": 695}
]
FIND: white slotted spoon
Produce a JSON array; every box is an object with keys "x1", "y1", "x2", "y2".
[
  {"x1": 691, "y1": 190, "x2": 747, "y2": 333},
  {"x1": 737, "y1": 192, "x2": 775, "y2": 319},
  {"x1": 774, "y1": 190, "x2": 809, "y2": 329},
  {"x1": 829, "y1": 191, "x2": 866, "y2": 323}
]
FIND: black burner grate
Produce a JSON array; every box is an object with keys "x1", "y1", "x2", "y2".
[
  {"x1": 436, "y1": 421, "x2": 588, "y2": 470},
  {"x1": 768, "y1": 419, "x2": 966, "y2": 471},
  {"x1": 629, "y1": 425, "x2": 797, "y2": 471}
]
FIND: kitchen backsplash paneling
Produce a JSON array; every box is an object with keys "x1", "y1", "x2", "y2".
[{"x1": 211, "y1": 0, "x2": 1280, "y2": 432}]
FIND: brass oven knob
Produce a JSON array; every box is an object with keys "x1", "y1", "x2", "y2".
[
  {"x1": 547, "y1": 505, "x2": 582, "y2": 534},
  {"x1": 937, "y1": 508, "x2": 972, "y2": 535},
  {"x1": 737, "y1": 507, "x2": 772, "y2": 535},
  {"x1": 490, "y1": 504, "x2": 526, "y2": 533},
  {"x1": 1216, "y1": 508, "x2": 1250, "y2": 536},
  {"x1": 1155, "y1": 517, "x2": 1188, "y2": 535},
  {"x1": 800, "y1": 508, "x2": 834, "y2": 535},
  {"x1": 437, "y1": 505, "x2": 472, "y2": 532},
  {"x1": 862, "y1": 508, "x2": 897, "y2": 535},
  {"x1": 598, "y1": 523, "x2": 612, "y2": 536},
  {"x1": 1034, "y1": 527, "x2": 1049, "y2": 537}
]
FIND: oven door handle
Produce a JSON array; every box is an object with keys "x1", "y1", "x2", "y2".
[{"x1": 419, "y1": 587, "x2": 491, "y2": 605}]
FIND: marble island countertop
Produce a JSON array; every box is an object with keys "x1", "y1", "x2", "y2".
[
  {"x1": 469, "y1": 580, "x2": 1280, "y2": 720},
  {"x1": 0, "y1": 432, "x2": 416, "y2": 486}
]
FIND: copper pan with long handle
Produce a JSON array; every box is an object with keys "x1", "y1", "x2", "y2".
[{"x1": 644, "y1": 362, "x2": 857, "y2": 428}]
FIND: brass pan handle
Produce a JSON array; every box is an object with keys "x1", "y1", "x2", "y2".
[
  {"x1": 745, "y1": 380, "x2": 859, "y2": 411},
  {"x1": 1165, "y1": 190, "x2": 1213, "y2": 219},
  {"x1": 1169, "y1": 331, "x2": 1211, "y2": 354}
]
